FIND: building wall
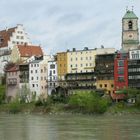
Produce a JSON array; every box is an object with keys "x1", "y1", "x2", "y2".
[
  {"x1": 67, "y1": 48, "x2": 115, "y2": 74},
  {"x1": 29, "y1": 61, "x2": 41, "y2": 98},
  {"x1": 47, "y1": 60, "x2": 58, "y2": 95},
  {"x1": 129, "y1": 49, "x2": 140, "y2": 59},
  {"x1": 10, "y1": 46, "x2": 20, "y2": 62},
  {"x1": 6, "y1": 70, "x2": 20, "y2": 100},
  {"x1": 96, "y1": 80, "x2": 114, "y2": 94},
  {"x1": 67, "y1": 49, "x2": 96, "y2": 73},
  {"x1": 57, "y1": 52, "x2": 67, "y2": 80},
  {"x1": 8, "y1": 24, "x2": 31, "y2": 50},
  {"x1": 114, "y1": 54, "x2": 128, "y2": 90},
  {"x1": 122, "y1": 13, "x2": 139, "y2": 51},
  {"x1": 29, "y1": 60, "x2": 47, "y2": 99}
]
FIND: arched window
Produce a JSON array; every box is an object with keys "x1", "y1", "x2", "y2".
[{"x1": 128, "y1": 21, "x2": 133, "y2": 29}]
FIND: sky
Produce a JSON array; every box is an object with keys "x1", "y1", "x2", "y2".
[{"x1": 0, "y1": 0, "x2": 140, "y2": 54}]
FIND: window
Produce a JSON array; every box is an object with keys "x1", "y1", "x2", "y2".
[
  {"x1": 71, "y1": 65, "x2": 73, "y2": 68},
  {"x1": 53, "y1": 70, "x2": 55, "y2": 74},
  {"x1": 81, "y1": 64, "x2": 83, "y2": 67},
  {"x1": 118, "y1": 60, "x2": 124, "y2": 67},
  {"x1": 31, "y1": 77, "x2": 34, "y2": 80},
  {"x1": 118, "y1": 67, "x2": 124, "y2": 75},
  {"x1": 32, "y1": 84, "x2": 35, "y2": 87},
  {"x1": 111, "y1": 84, "x2": 114, "y2": 88},
  {"x1": 128, "y1": 21, "x2": 133, "y2": 29},
  {"x1": 104, "y1": 84, "x2": 107, "y2": 87},
  {"x1": 50, "y1": 64, "x2": 55, "y2": 69},
  {"x1": 118, "y1": 76, "x2": 124, "y2": 82},
  {"x1": 71, "y1": 58, "x2": 73, "y2": 61},
  {"x1": 41, "y1": 69, "x2": 43, "y2": 73},
  {"x1": 35, "y1": 70, "x2": 37, "y2": 73},
  {"x1": 100, "y1": 84, "x2": 102, "y2": 88},
  {"x1": 31, "y1": 70, "x2": 33, "y2": 73},
  {"x1": 132, "y1": 53, "x2": 139, "y2": 59}
]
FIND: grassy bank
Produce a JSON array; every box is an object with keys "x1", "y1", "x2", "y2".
[{"x1": 0, "y1": 87, "x2": 140, "y2": 115}]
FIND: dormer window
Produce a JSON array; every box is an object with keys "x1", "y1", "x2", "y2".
[{"x1": 128, "y1": 21, "x2": 133, "y2": 29}]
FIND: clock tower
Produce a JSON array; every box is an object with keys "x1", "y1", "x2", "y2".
[{"x1": 122, "y1": 9, "x2": 139, "y2": 51}]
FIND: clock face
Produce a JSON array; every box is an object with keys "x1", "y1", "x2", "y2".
[{"x1": 129, "y1": 34, "x2": 133, "y2": 38}]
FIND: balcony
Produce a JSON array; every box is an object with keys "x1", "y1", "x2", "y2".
[{"x1": 8, "y1": 81, "x2": 17, "y2": 86}]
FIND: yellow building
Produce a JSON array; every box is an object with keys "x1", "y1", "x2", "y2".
[
  {"x1": 67, "y1": 47, "x2": 115, "y2": 73},
  {"x1": 96, "y1": 80, "x2": 114, "y2": 94},
  {"x1": 57, "y1": 52, "x2": 68, "y2": 80}
]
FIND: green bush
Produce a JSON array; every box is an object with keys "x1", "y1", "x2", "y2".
[
  {"x1": 9, "y1": 100, "x2": 21, "y2": 113},
  {"x1": 0, "y1": 85, "x2": 5, "y2": 104},
  {"x1": 69, "y1": 91, "x2": 109, "y2": 114}
]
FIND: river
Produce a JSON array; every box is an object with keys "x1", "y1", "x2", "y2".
[{"x1": 0, "y1": 114, "x2": 140, "y2": 140}]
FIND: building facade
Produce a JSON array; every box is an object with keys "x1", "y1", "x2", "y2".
[
  {"x1": 128, "y1": 49, "x2": 140, "y2": 88},
  {"x1": 47, "y1": 56, "x2": 58, "y2": 95},
  {"x1": 5, "y1": 65, "x2": 20, "y2": 101},
  {"x1": 67, "y1": 47, "x2": 115, "y2": 74},
  {"x1": 122, "y1": 10, "x2": 139, "y2": 51},
  {"x1": 10, "y1": 44, "x2": 43, "y2": 63},
  {"x1": 29, "y1": 59, "x2": 47, "y2": 98},
  {"x1": 0, "y1": 24, "x2": 31, "y2": 75},
  {"x1": 113, "y1": 52, "x2": 128, "y2": 100},
  {"x1": 95, "y1": 53, "x2": 115, "y2": 95}
]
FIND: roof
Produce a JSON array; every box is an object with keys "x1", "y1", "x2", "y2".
[
  {"x1": 29, "y1": 60, "x2": 42, "y2": 64},
  {"x1": 6, "y1": 65, "x2": 19, "y2": 72},
  {"x1": 123, "y1": 10, "x2": 138, "y2": 19},
  {"x1": 17, "y1": 44, "x2": 43, "y2": 57},
  {"x1": 0, "y1": 27, "x2": 16, "y2": 48}
]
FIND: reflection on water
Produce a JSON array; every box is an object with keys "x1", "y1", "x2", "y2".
[{"x1": 0, "y1": 114, "x2": 140, "y2": 140}]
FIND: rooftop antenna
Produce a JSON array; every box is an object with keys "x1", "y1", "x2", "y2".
[{"x1": 132, "y1": 6, "x2": 134, "y2": 11}]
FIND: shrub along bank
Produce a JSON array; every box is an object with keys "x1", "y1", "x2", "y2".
[{"x1": 0, "y1": 86, "x2": 140, "y2": 114}]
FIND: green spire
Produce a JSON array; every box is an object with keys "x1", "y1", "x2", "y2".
[{"x1": 123, "y1": 10, "x2": 138, "y2": 19}]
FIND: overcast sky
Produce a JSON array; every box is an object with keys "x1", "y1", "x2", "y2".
[{"x1": 0, "y1": 0, "x2": 140, "y2": 54}]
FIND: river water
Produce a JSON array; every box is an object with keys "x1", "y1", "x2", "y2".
[{"x1": 0, "y1": 114, "x2": 140, "y2": 140}]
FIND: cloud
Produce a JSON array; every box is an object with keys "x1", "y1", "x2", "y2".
[{"x1": 0, "y1": 0, "x2": 140, "y2": 54}]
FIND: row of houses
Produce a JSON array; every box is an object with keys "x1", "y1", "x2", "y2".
[{"x1": 1, "y1": 9, "x2": 140, "y2": 101}]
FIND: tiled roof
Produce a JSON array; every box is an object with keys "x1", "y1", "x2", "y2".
[
  {"x1": 17, "y1": 44, "x2": 43, "y2": 57},
  {"x1": 0, "y1": 27, "x2": 16, "y2": 48},
  {"x1": 6, "y1": 65, "x2": 19, "y2": 72}
]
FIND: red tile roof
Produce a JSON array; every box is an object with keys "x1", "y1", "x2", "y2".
[
  {"x1": 0, "y1": 27, "x2": 16, "y2": 48},
  {"x1": 17, "y1": 44, "x2": 43, "y2": 57},
  {"x1": 6, "y1": 65, "x2": 19, "y2": 72}
]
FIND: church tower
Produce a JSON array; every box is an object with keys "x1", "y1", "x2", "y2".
[{"x1": 122, "y1": 9, "x2": 139, "y2": 51}]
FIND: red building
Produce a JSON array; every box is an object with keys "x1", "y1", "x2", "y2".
[{"x1": 112, "y1": 52, "x2": 128, "y2": 100}]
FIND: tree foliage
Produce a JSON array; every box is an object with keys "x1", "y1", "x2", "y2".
[{"x1": 69, "y1": 91, "x2": 110, "y2": 114}]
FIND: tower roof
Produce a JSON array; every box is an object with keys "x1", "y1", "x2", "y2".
[{"x1": 123, "y1": 10, "x2": 138, "y2": 19}]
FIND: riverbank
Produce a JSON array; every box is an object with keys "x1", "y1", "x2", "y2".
[{"x1": 0, "y1": 102, "x2": 140, "y2": 115}]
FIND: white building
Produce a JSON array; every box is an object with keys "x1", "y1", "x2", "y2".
[
  {"x1": 47, "y1": 56, "x2": 58, "y2": 95},
  {"x1": 29, "y1": 59, "x2": 48, "y2": 98},
  {"x1": 129, "y1": 49, "x2": 140, "y2": 60},
  {"x1": 0, "y1": 24, "x2": 31, "y2": 74}
]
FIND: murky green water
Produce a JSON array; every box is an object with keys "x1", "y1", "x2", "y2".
[{"x1": 0, "y1": 114, "x2": 140, "y2": 140}]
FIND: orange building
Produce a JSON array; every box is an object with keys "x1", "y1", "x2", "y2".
[{"x1": 57, "y1": 52, "x2": 67, "y2": 80}]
